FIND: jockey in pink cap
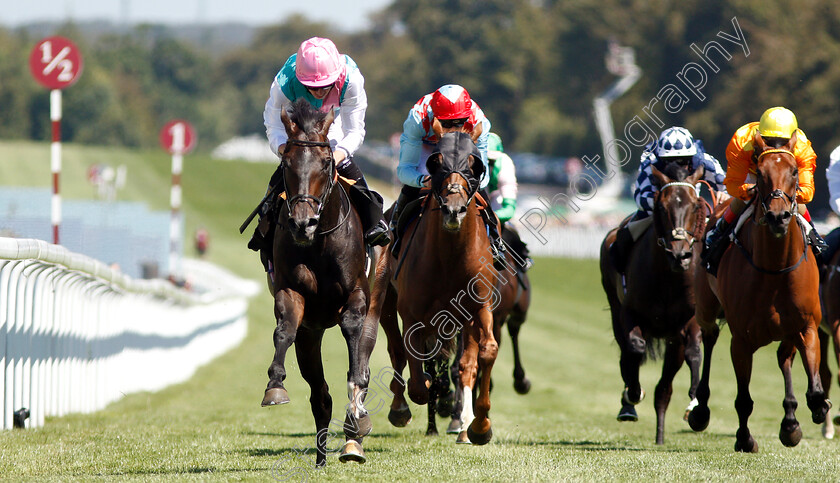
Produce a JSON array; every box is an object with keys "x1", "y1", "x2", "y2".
[{"x1": 249, "y1": 37, "x2": 389, "y2": 255}]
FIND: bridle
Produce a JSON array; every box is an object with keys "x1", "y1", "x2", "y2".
[
  {"x1": 755, "y1": 148, "x2": 798, "y2": 222},
  {"x1": 432, "y1": 170, "x2": 478, "y2": 213},
  {"x1": 281, "y1": 138, "x2": 349, "y2": 235},
  {"x1": 654, "y1": 181, "x2": 701, "y2": 251}
]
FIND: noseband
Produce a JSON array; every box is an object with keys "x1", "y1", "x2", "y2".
[
  {"x1": 433, "y1": 171, "x2": 478, "y2": 213},
  {"x1": 655, "y1": 181, "x2": 700, "y2": 250},
  {"x1": 755, "y1": 148, "x2": 797, "y2": 221},
  {"x1": 282, "y1": 138, "x2": 337, "y2": 220}
]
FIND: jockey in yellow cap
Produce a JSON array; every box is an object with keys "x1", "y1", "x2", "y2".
[{"x1": 702, "y1": 107, "x2": 828, "y2": 275}]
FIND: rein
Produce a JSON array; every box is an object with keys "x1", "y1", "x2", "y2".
[
  {"x1": 281, "y1": 138, "x2": 348, "y2": 236},
  {"x1": 732, "y1": 219, "x2": 808, "y2": 275}
]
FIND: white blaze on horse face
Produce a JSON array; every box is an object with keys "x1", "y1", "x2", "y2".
[
  {"x1": 460, "y1": 386, "x2": 475, "y2": 431},
  {"x1": 348, "y1": 382, "x2": 367, "y2": 418}
]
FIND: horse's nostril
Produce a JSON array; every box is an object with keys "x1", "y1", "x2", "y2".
[
  {"x1": 781, "y1": 211, "x2": 792, "y2": 220},
  {"x1": 307, "y1": 217, "x2": 319, "y2": 228},
  {"x1": 459, "y1": 205, "x2": 467, "y2": 214}
]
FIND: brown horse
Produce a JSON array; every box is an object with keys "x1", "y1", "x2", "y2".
[
  {"x1": 372, "y1": 122, "x2": 501, "y2": 445},
  {"x1": 600, "y1": 163, "x2": 706, "y2": 445},
  {"x1": 819, "y1": 248, "x2": 840, "y2": 438},
  {"x1": 688, "y1": 132, "x2": 831, "y2": 452},
  {"x1": 260, "y1": 99, "x2": 378, "y2": 466}
]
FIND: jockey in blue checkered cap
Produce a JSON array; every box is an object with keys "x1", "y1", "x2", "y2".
[{"x1": 609, "y1": 126, "x2": 726, "y2": 273}]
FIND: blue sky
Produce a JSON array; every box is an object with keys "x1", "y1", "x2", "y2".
[{"x1": 1, "y1": 0, "x2": 392, "y2": 31}]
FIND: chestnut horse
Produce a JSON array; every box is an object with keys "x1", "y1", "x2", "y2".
[
  {"x1": 373, "y1": 123, "x2": 501, "y2": 445},
  {"x1": 688, "y1": 132, "x2": 831, "y2": 452},
  {"x1": 600, "y1": 164, "x2": 706, "y2": 445},
  {"x1": 260, "y1": 99, "x2": 378, "y2": 466}
]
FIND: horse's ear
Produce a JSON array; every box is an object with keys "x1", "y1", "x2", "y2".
[
  {"x1": 688, "y1": 164, "x2": 705, "y2": 185},
  {"x1": 752, "y1": 128, "x2": 766, "y2": 152},
  {"x1": 786, "y1": 129, "x2": 798, "y2": 151},
  {"x1": 317, "y1": 108, "x2": 335, "y2": 137},
  {"x1": 650, "y1": 165, "x2": 670, "y2": 188},
  {"x1": 281, "y1": 108, "x2": 300, "y2": 138},
  {"x1": 432, "y1": 118, "x2": 444, "y2": 139},
  {"x1": 471, "y1": 122, "x2": 483, "y2": 143}
]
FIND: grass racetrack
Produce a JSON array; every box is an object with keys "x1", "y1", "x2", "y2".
[{"x1": 1, "y1": 141, "x2": 840, "y2": 480}]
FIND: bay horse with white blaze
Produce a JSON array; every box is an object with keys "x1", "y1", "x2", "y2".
[
  {"x1": 688, "y1": 131, "x2": 831, "y2": 452},
  {"x1": 600, "y1": 163, "x2": 706, "y2": 445},
  {"x1": 260, "y1": 99, "x2": 378, "y2": 466},
  {"x1": 373, "y1": 122, "x2": 501, "y2": 444}
]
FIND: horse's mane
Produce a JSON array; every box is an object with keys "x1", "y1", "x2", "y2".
[{"x1": 287, "y1": 98, "x2": 328, "y2": 135}]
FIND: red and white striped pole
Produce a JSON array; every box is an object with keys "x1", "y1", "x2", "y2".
[
  {"x1": 169, "y1": 125, "x2": 185, "y2": 280},
  {"x1": 50, "y1": 89, "x2": 62, "y2": 245}
]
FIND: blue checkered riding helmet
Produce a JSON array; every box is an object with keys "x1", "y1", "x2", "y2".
[{"x1": 655, "y1": 127, "x2": 697, "y2": 158}]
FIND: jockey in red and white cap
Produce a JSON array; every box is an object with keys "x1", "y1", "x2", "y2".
[{"x1": 392, "y1": 84, "x2": 506, "y2": 269}]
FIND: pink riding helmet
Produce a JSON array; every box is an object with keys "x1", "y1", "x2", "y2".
[{"x1": 295, "y1": 37, "x2": 343, "y2": 87}]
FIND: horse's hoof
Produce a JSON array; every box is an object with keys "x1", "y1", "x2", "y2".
[
  {"x1": 616, "y1": 404, "x2": 638, "y2": 422},
  {"x1": 683, "y1": 398, "x2": 699, "y2": 421},
  {"x1": 687, "y1": 406, "x2": 710, "y2": 432},
  {"x1": 780, "y1": 424, "x2": 802, "y2": 447},
  {"x1": 436, "y1": 391, "x2": 455, "y2": 418},
  {"x1": 338, "y1": 440, "x2": 366, "y2": 464},
  {"x1": 823, "y1": 421, "x2": 835, "y2": 439},
  {"x1": 513, "y1": 377, "x2": 532, "y2": 395},
  {"x1": 734, "y1": 436, "x2": 758, "y2": 453},
  {"x1": 446, "y1": 419, "x2": 462, "y2": 434},
  {"x1": 622, "y1": 387, "x2": 645, "y2": 405},
  {"x1": 467, "y1": 422, "x2": 493, "y2": 445},
  {"x1": 426, "y1": 426, "x2": 439, "y2": 437},
  {"x1": 345, "y1": 413, "x2": 372, "y2": 439},
  {"x1": 388, "y1": 407, "x2": 412, "y2": 427},
  {"x1": 261, "y1": 387, "x2": 290, "y2": 407},
  {"x1": 456, "y1": 430, "x2": 471, "y2": 444}
]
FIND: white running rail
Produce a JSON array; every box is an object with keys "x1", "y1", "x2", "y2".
[{"x1": 0, "y1": 237, "x2": 258, "y2": 429}]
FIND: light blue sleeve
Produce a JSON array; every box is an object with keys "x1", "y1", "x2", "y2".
[
  {"x1": 475, "y1": 117, "x2": 491, "y2": 189},
  {"x1": 397, "y1": 111, "x2": 428, "y2": 187}
]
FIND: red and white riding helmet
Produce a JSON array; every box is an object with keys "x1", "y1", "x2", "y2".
[
  {"x1": 295, "y1": 37, "x2": 342, "y2": 87},
  {"x1": 430, "y1": 84, "x2": 473, "y2": 120}
]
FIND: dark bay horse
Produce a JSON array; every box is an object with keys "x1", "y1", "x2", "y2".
[
  {"x1": 600, "y1": 164, "x2": 706, "y2": 445},
  {"x1": 688, "y1": 132, "x2": 831, "y2": 452},
  {"x1": 261, "y1": 99, "x2": 378, "y2": 466},
  {"x1": 373, "y1": 122, "x2": 501, "y2": 445},
  {"x1": 818, "y1": 249, "x2": 840, "y2": 438}
]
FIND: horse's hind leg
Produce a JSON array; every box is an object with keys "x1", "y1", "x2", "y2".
[
  {"x1": 796, "y1": 323, "x2": 830, "y2": 425},
  {"x1": 777, "y1": 340, "x2": 802, "y2": 447},
  {"x1": 683, "y1": 319, "x2": 702, "y2": 421},
  {"x1": 447, "y1": 335, "x2": 464, "y2": 435},
  {"x1": 653, "y1": 338, "x2": 686, "y2": 445},
  {"x1": 508, "y1": 307, "x2": 531, "y2": 394},
  {"x1": 731, "y1": 336, "x2": 758, "y2": 452},
  {"x1": 293, "y1": 327, "x2": 332, "y2": 467},
  {"x1": 380, "y1": 284, "x2": 412, "y2": 427},
  {"x1": 424, "y1": 358, "x2": 439, "y2": 436},
  {"x1": 263, "y1": 289, "x2": 304, "y2": 406}
]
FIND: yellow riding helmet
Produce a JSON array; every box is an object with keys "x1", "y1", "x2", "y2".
[{"x1": 758, "y1": 107, "x2": 798, "y2": 139}]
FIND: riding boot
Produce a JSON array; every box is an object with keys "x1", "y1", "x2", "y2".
[
  {"x1": 609, "y1": 226, "x2": 634, "y2": 274},
  {"x1": 501, "y1": 225, "x2": 533, "y2": 271},
  {"x1": 479, "y1": 189, "x2": 507, "y2": 270},
  {"x1": 804, "y1": 219, "x2": 829, "y2": 258},
  {"x1": 701, "y1": 217, "x2": 732, "y2": 276},
  {"x1": 337, "y1": 159, "x2": 390, "y2": 247}
]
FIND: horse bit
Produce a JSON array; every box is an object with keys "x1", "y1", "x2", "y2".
[{"x1": 280, "y1": 138, "x2": 349, "y2": 234}]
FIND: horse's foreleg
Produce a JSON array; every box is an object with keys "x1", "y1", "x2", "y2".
[
  {"x1": 447, "y1": 334, "x2": 464, "y2": 435},
  {"x1": 731, "y1": 336, "x2": 758, "y2": 452},
  {"x1": 818, "y1": 329, "x2": 836, "y2": 438},
  {"x1": 263, "y1": 289, "x2": 304, "y2": 406},
  {"x1": 424, "y1": 358, "x2": 438, "y2": 436},
  {"x1": 508, "y1": 308, "x2": 531, "y2": 395},
  {"x1": 293, "y1": 327, "x2": 332, "y2": 468},
  {"x1": 466, "y1": 309, "x2": 498, "y2": 445},
  {"x1": 777, "y1": 340, "x2": 802, "y2": 447},
  {"x1": 338, "y1": 286, "x2": 371, "y2": 463},
  {"x1": 683, "y1": 319, "x2": 703, "y2": 420},
  {"x1": 653, "y1": 338, "x2": 686, "y2": 445},
  {"x1": 403, "y1": 320, "x2": 431, "y2": 406},
  {"x1": 797, "y1": 322, "x2": 830, "y2": 425}
]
